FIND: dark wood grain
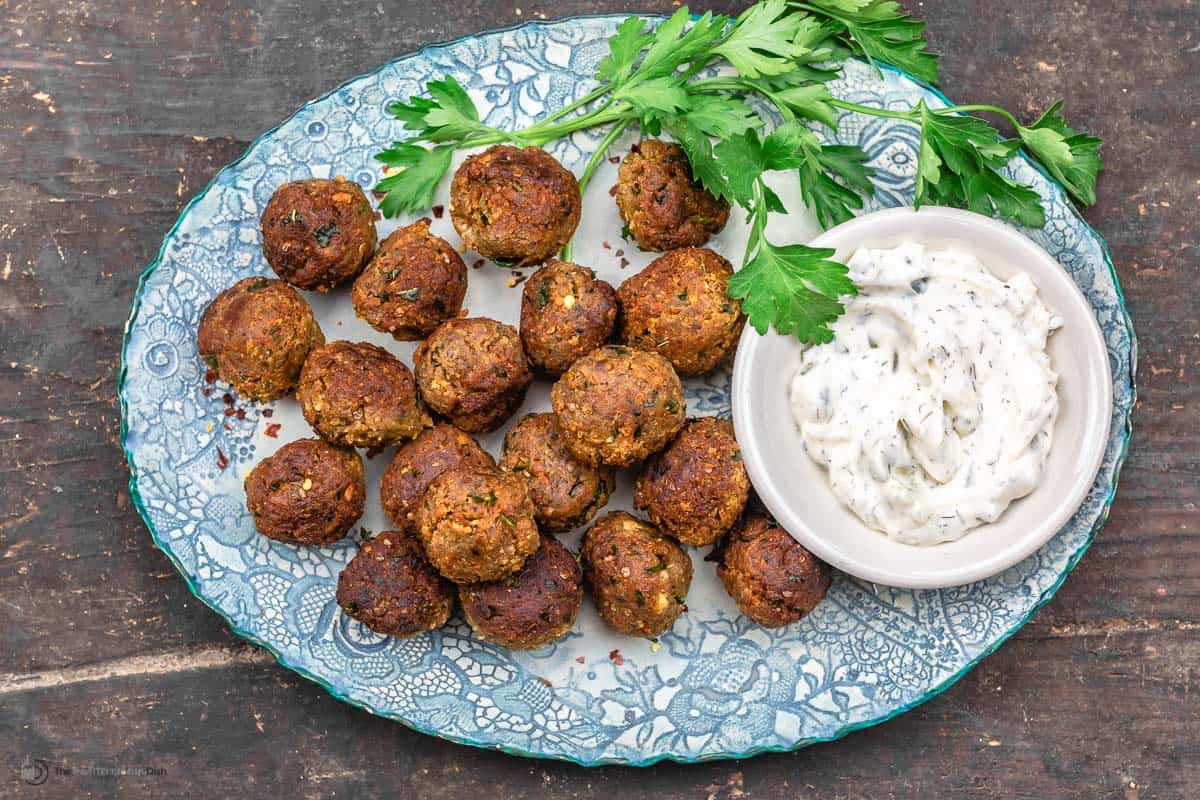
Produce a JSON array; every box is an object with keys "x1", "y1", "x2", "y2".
[{"x1": 0, "y1": 0, "x2": 1195, "y2": 797}]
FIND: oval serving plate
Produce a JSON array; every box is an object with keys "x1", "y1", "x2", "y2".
[{"x1": 119, "y1": 15, "x2": 1136, "y2": 765}]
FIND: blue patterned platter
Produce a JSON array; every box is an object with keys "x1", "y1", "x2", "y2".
[{"x1": 119, "y1": 15, "x2": 1136, "y2": 765}]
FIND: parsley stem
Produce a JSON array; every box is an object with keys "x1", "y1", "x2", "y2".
[
  {"x1": 934, "y1": 103, "x2": 1022, "y2": 129},
  {"x1": 830, "y1": 99, "x2": 1022, "y2": 130},
  {"x1": 828, "y1": 99, "x2": 916, "y2": 121},
  {"x1": 527, "y1": 84, "x2": 612, "y2": 130},
  {"x1": 561, "y1": 119, "x2": 633, "y2": 261},
  {"x1": 521, "y1": 107, "x2": 629, "y2": 146},
  {"x1": 743, "y1": 178, "x2": 770, "y2": 266}
]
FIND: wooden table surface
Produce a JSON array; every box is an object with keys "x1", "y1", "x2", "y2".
[{"x1": 1, "y1": 0, "x2": 1196, "y2": 797}]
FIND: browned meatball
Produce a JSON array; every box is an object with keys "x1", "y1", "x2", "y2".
[
  {"x1": 244, "y1": 438, "x2": 364, "y2": 546},
  {"x1": 260, "y1": 177, "x2": 377, "y2": 291},
  {"x1": 551, "y1": 346, "x2": 686, "y2": 467},
  {"x1": 417, "y1": 466, "x2": 540, "y2": 583},
  {"x1": 351, "y1": 218, "x2": 467, "y2": 340},
  {"x1": 449, "y1": 145, "x2": 581, "y2": 267},
  {"x1": 197, "y1": 277, "x2": 324, "y2": 401},
  {"x1": 380, "y1": 424, "x2": 496, "y2": 534},
  {"x1": 519, "y1": 260, "x2": 618, "y2": 376},
  {"x1": 413, "y1": 317, "x2": 533, "y2": 433},
  {"x1": 614, "y1": 140, "x2": 730, "y2": 252},
  {"x1": 499, "y1": 413, "x2": 614, "y2": 532},
  {"x1": 581, "y1": 511, "x2": 692, "y2": 638},
  {"x1": 617, "y1": 247, "x2": 746, "y2": 376},
  {"x1": 635, "y1": 417, "x2": 749, "y2": 547},
  {"x1": 297, "y1": 340, "x2": 431, "y2": 448},
  {"x1": 459, "y1": 534, "x2": 583, "y2": 650},
  {"x1": 336, "y1": 531, "x2": 455, "y2": 637},
  {"x1": 717, "y1": 513, "x2": 831, "y2": 627}
]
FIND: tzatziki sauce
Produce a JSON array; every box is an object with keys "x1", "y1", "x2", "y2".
[{"x1": 789, "y1": 242, "x2": 1062, "y2": 545}]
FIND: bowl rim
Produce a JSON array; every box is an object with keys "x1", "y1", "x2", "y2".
[{"x1": 731, "y1": 205, "x2": 1114, "y2": 589}]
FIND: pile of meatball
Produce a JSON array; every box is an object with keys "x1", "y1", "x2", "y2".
[{"x1": 199, "y1": 140, "x2": 831, "y2": 651}]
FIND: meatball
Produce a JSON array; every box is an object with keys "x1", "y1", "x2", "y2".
[
  {"x1": 260, "y1": 177, "x2": 377, "y2": 291},
  {"x1": 449, "y1": 145, "x2": 581, "y2": 267},
  {"x1": 297, "y1": 340, "x2": 431, "y2": 448},
  {"x1": 380, "y1": 424, "x2": 496, "y2": 534},
  {"x1": 519, "y1": 260, "x2": 618, "y2": 376},
  {"x1": 614, "y1": 140, "x2": 730, "y2": 252},
  {"x1": 336, "y1": 531, "x2": 455, "y2": 637},
  {"x1": 617, "y1": 247, "x2": 746, "y2": 376},
  {"x1": 499, "y1": 413, "x2": 614, "y2": 532},
  {"x1": 413, "y1": 317, "x2": 533, "y2": 433},
  {"x1": 717, "y1": 513, "x2": 831, "y2": 627},
  {"x1": 635, "y1": 417, "x2": 749, "y2": 547},
  {"x1": 551, "y1": 346, "x2": 686, "y2": 467},
  {"x1": 244, "y1": 438, "x2": 365, "y2": 546},
  {"x1": 459, "y1": 534, "x2": 583, "y2": 650},
  {"x1": 351, "y1": 218, "x2": 467, "y2": 340},
  {"x1": 581, "y1": 511, "x2": 692, "y2": 638},
  {"x1": 197, "y1": 277, "x2": 324, "y2": 401},
  {"x1": 417, "y1": 466, "x2": 540, "y2": 583}
]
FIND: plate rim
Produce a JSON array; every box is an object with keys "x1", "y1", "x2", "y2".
[{"x1": 117, "y1": 12, "x2": 1138, "y2": 766}]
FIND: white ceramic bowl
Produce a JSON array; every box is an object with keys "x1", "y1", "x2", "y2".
[{"x1": 731, "y1": 206, "x2": 1113, "y2": 589}]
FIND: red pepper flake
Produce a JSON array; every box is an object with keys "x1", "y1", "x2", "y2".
[
  {"x1": 265, "y1": 423, "x2": 282, "y2": 438},
  {"x1": 223, "y1": 423, "x2": 232, "y2": 432},
  {"x1": 536, "y1": 676, "x2": 552, "y2": 688},
  {"x1": 607, "y1": 185, "x2": 617, "y2": 197},
  {"x1": 619, "y1": 258, "x2": 630, "y2": 269},
  {"x1": 262, "y1": 408, "x2": 274, "y2": 418},
  {"x1": 432, "y1": 204, "x2": 444, "y2": 219},
  {"x1": 472, "y1": 259, "x2": 485, "y2": 269},
  {"x1": 575, "y1": 656, "x2": 586, "y2": 664},
  {"x1": 373, "y1": 209, "x2": 383, "y2": 221},
  {"x1": 601, "y1": 241, "x2": 611, "y2": 250},
  {"x1": 608, "y1": 649, "x2": 623, "y2": 666},
  {"x1": 204, "y1": 369, "x2": 218, "y2": 384},
  {"x1": 235, "y1": 408, "x2": 246, "y2": 420},
  {"x1": 202, "y1": 388, "x2": 212, "y2": 397},
  {"x1": 216, "y1": 447, "x2": 229, "y2": 470},
  {"x1": 371, "y1": 189, "x2": 387, "y2": 201},
  {"x1": 608, "y1": 155, "x2": 620, "y2": 164},
  {"x1": 614, "y1": 249, "x2": 624, "y2": 258},
  {"x1": 222, "y1": 407, "x2": 235, "y2": 417},
  {"x1": 222, "y1": 393, "x2": 233, "y2": 406}
]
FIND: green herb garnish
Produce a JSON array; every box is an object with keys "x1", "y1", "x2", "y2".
[
  {"x1": 313, "y1": 222, "x2": 338, "y2": 247},
  {"x1": 645, "y1": 555, "x2": 669, "y2": 574},
  {"x1": 372, "y1": 0, "x2": 1101, "y2": 344}
]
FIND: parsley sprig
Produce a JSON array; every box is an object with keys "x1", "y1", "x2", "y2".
[{"x1": 373, "y1": 0, "x2": 1102, "y2": 343}]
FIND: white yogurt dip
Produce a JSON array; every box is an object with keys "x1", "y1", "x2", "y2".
[{"x1": 788, "y1": 242, "x2": 1062, "y2": 545}]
